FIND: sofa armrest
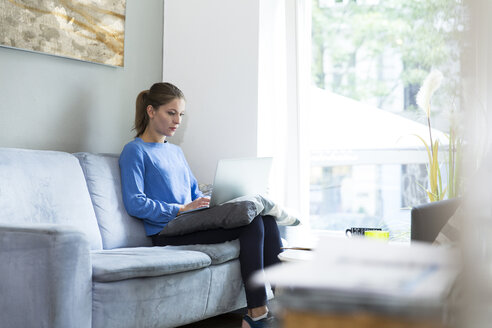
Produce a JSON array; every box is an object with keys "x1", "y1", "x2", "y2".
[
  {"x1": 0, "y1": 224, "x2": 92, "y2": 328},
  {"x1": 411, "y1": 198, "x2": 461, "y2": 243}
]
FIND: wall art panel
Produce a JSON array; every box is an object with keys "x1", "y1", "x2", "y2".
[{"x1": 0, "y1": 0, "x2": 126, "y2": 66}]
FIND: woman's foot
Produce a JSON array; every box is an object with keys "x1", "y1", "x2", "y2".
[{"x1": 241, "y1": 313, "x2": 276, "y2": 328}]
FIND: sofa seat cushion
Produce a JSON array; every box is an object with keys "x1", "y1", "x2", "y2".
[
  {"x1": 91, "y1": 247, "x2": 212, "y2": 282},
  {"x1": 164, "y1": 239, "x2": 240, "y2": 265}
]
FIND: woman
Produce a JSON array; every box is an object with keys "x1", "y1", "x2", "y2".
[{"x1": 119, "y1": 82, "x2": 282, "y2": 328}]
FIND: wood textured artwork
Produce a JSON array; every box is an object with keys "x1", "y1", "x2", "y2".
[{"x1": 0, "y1": 0, "x2": 126, "y2": 67}]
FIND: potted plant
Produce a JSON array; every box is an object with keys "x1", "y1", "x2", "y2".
[{"x1": 416, "y1": 70, "x2": 461, "y2": 202}]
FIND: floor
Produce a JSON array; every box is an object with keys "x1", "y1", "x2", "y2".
[
  {"x1": 177, "y1": 298, "x2": 281, "y2": 327},
  {"x1": 177, "y1": 313, "x2": 244, "y2": 328},
  {"x1": 177, "y1": 300, "x2": 281, "y2": 328}
]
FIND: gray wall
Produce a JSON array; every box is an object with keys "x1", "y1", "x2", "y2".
[{"x1": 0, "y1": 0, "x2": 163, "y2": 154}]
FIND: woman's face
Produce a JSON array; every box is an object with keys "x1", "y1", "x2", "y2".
[{"x1": 147, "y1": 97, "x2": 185, "y2": 138}]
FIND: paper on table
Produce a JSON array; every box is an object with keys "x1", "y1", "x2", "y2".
[{"x1": 255, "y1": 236, "x2": 459, "y2": 304}]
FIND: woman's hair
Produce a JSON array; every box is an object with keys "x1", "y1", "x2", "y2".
[{"x1": 134, "y1": 82, "x2": 185, "y2": 137}]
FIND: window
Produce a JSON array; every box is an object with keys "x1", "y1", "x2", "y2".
[{"x1": 305, "y1": 0, "x2": 465, "y2": 241}]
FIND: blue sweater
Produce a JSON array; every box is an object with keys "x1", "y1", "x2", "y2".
[{"x1": 119, "y1": 138, "x2": 203, "y2": 236}]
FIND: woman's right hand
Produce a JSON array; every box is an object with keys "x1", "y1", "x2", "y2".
[{"x1": 178, "y1": 197, "x2": 210, "y2": 214}]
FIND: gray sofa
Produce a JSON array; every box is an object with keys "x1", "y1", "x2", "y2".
[{"x1": 0, "y1": 147, "x2": 251, "y2": 328}]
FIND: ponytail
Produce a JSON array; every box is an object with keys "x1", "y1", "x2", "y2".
[{"x1": 134, "y1": 90, "x2": 150, "y2": 137}]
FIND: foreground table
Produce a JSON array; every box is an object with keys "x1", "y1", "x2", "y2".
[{"x1": 259, "y1": 237, "x2": 458, "y2": 328}]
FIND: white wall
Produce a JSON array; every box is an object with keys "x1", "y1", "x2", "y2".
[
  {"x1": 163, "y1": 0, "x2": 303, "y2": 213},
  {"x1": 163, "y1": 0, "x2": 260, "y2": 184},
  {"x1": 0, "y1": 0, "x2": 164, "y2": 154}
]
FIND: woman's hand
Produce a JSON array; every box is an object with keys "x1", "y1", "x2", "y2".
[{"x1": 178, "y1": 197, "x2": 210, "y2": 214}]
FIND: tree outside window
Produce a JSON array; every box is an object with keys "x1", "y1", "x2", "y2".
[{"x1": 312, "y1": 0, "x2": 465, "y2": 129}]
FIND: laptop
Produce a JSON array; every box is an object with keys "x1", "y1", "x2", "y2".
[{"x1": 180, "y1": 157, "x2": 273, "y2": 214}]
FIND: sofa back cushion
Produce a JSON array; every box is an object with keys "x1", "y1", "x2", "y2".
[
  {"x1": 0, "y1": 148, "x2": 103, "y2": 250},
  {"x1": 75, "y1": 153, "x2": 152, "y2": 249}
]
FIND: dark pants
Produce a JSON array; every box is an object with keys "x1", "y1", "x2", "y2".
[{"x1": 152, "y1": 215, "x2": 283, "y2": 308}]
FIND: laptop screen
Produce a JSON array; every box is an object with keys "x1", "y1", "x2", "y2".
[{"x1": 210, "y1": 157, "x2": 273, "y2": 206}]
